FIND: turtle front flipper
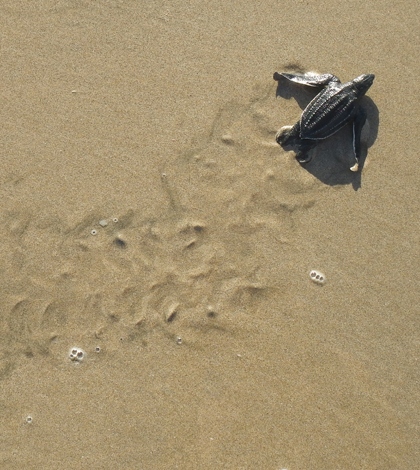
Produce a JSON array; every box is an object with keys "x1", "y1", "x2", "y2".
[
  {"x1": 350, "y1": 107, "x2": 367, "y2": 172},
  {"x1": 274, "y1": 72, "x2": 340, "y2": 87}
]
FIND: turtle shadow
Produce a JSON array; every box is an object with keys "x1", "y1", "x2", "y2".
[{"x1": 275, "y1": 77, "x2": 379, "y2": 191}]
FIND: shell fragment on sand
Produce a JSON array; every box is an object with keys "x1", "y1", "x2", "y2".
[
  {"x1": 309, "y1": 270, "x2": 326, "y2": 284},
  {"x1": 69, "y1": 347, "x2": 85, "y2": 362}
]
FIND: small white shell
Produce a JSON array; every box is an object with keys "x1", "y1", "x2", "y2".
[
  {"x1": 309, "y1": 270, "x2": 326, "y2": 284},
  {"x1": 69, "y1": 347, "x2": 85, "y2": 362}
]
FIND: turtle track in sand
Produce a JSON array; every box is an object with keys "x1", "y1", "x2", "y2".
[{"x1": 0, "y1": 83, "x2": 326, "y2": 375}]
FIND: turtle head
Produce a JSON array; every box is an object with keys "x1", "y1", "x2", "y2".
[{"x1": 353, "y1": 74, "x2": 375, "y2": 96}]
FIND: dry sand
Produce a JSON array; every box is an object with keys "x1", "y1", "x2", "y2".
[{"x1": 0, "y1": 0, "x2": 419, "y2": 468}]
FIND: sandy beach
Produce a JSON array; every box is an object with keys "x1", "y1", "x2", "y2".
[{"x1": 0, "y1": 1, "x2": 419, "y2": 468}]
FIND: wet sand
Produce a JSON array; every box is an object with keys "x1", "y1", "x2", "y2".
[{"x1": 0, "y1": 1, "x2": 419, "y2": 468}]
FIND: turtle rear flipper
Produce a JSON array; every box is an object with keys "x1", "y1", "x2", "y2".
[
  {"x1": 274, "y1": 72, "x2": 340, "y2": 87},
  {"x1": 295, "y1": 139, "x2": 317, "y2": 163},
  {"x1": 276, "y1": 124, "x2": 316, "y2": 164}
]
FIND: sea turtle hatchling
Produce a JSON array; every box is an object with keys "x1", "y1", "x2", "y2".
[{"x1": 274, "y1": 71, "x2": 375, "y2": 171}]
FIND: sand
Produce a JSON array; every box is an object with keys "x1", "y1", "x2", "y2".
[{"x1": 0, "y1": 0, "x2": 419, "y2": 468}]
